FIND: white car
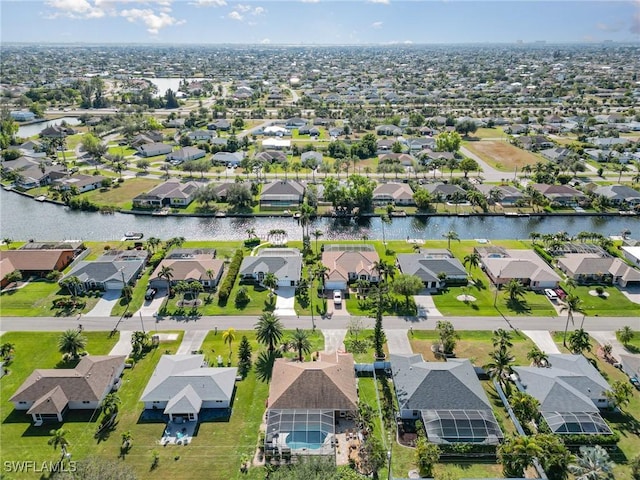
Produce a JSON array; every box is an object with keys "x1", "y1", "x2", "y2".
[
  {"x1": 544, "y1": 288, "x2": 558, "y2": 301},
  {"x1": 333, "y1": 290, "x2": 342, "y2": 305}
]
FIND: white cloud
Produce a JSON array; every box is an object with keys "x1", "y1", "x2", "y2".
[
  {"x1": 46, "y1": 0, "x2": 105, "y2": 18},
  {"x1": 260, "y1": 38, "x2": 271, "y2": 44},
  {"x1": 367, "y1": 0, "x2": 390, "y2": 4},
  {"x1": 190, "y1": 0, "x2": 226, "y2": 6},
  {"x1": 252, "y1": 6, "x2": 265, "y2": 16},
  {"x1": 236, "y1": 4, "x2": 251, "y2": 13},
  {"x1": 227, "y1": 5, "x2": 264, "y2": 21},
  {"x1": 371, "y1": 21, "x2": 383, "y2": 28},
  {"x1": 228, "y1": 10, "x2": 243, "y2": 20},
  {"x1": 120, "y1": 8, "x2": 183, "y2": 34},
  {"x1": 300, "y1": 0, "x2": 319, "y2": 2}
]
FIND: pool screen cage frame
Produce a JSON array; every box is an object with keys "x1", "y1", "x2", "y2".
[
  {"x1": 265, "y1": 409, "x2": 335, "y2": 456},
  {"x1": 420, "y1": 409, "x2": 504, "y2": 445}
]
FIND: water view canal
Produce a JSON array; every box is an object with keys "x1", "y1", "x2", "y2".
[{"x1": 2, "y1": 189, "x2": 638, "y2": 242}]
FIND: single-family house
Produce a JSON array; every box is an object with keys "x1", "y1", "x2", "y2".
[
  {"x1": 622, "y1": 246, "x2": 640, "y2": 267},
  {"x1": 166, "y1": 147, "x2": 206, "y2": 164},
  {"x1": 390, "y1": 354, "x2": 503, "y2": 445},
  {"x1": 593, "y1": 185, "x2": 640, "y2": 207},
  {"x1": 513, "y1": 354, "x2": 613, "y2": 435},
  {"x1": 517, "y1": 135, "x2": 554, "y2": 151},
  {"x1": 530, "y1": 184, "x2": 587, "y2": 206},
  {"x1": 373, "y1": 182, "x2": 415, "y2": 205},
  {"x1": 0, "y1": 256, "x2": 17, "y2": 288},
  {"x1": 10, "y1": 110, "x2": 36, "y2": 122},
  {"x1": 418, "y1": 150, "x2": 455, "y2": 164},
  {"x1": 262, "y1": 138, "x2": 291, "y2": 150},
  {"x1": 407, "y1": 138, "x2": 436, "y2": 152},
  {"x1": 260, "y1": 180, "x2": 304, "y2": 209},
  {"x1": 265, "y1": 352, "x2": 357, "y2": 457},
  {"x1": 137, "y1": 142, "x2": 173, "y2": 157},
  {"x1": 60, "y1": 250, "x2": 148, "y2": 292},
  {"x1": 10, "y1": 356, "x2": 125, "y2": 424},
  {"x1": 321, "y1": 244, "x2": 380, "y2": 292},
  {"x1": 301, "y1": 151, "x2": 323, "y2": 167},
  {"x1": 376, "y1": 124, "x2": 403, "y2": 136},
  {"x1": 476, "y1": 184, "x2": 524, "y2": 205},
  {"x1": 53, "y1": 174, "x2": 106, "y2": 193},
  {"x1": 186, "y1": 130, "x2": 216, "y2": 142},
  {"x1": 256, "y1": 151, "x2": 287, "y2": 164},
  {"x1": 149, "y1": 249, "x2": 224, "y2": 289},
  {"x1": 476, "y1": 247, "x2": 561, "y2": 290},
  {"x1": 541, "y1": 147, "x2": 571, "y2": 163},
  {"x1": 423, "y1": 183, "x2": 467, "y2": 201},
  {"x1": 208, "y1": 119, "x2": 231, "y2": 131},
  {"x1": 239, "y1": 248, "x2": 302, "y2": 287},
  {"x1": 132, "y1": 181, "x2": 200, "y2": 208},
  {"x1": 285, "y1": 117, "x2": 307, "y2": 128},
  {"x1": 557, "y1": 253, "x2": 640, "y2": 287},
  {"x1": 212, "y1": 151, "x2": 244, "y2": 166},
  {"x1": 140, "y1": 355, "x2": 237, "y2": 422},
  {"x1": 379, "y1": 153, "x2": 415, "y2": 167},
  {"x1": 396, "y1": 249, "x2": 467, "y2": 290},
  {"x1": 40, "y1": 124, "x2": 74, "y2": 138},
  {"x1": 0, "y1": 248, "x2": 77, "y2": 279}
]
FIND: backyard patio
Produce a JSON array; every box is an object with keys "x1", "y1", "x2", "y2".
[{"x1": 160, "y1": 418, "x2": 198, "y2": 446}]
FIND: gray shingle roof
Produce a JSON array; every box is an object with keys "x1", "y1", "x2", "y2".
[
  {"x1": 239, "y1": 248, "x2": 302, "y2": 282},
  {"x1": 397, "y1": 254, "x2": 466, "y2": 282}
]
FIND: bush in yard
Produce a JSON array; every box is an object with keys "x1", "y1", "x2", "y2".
[
  {"x1": 218, "y1": 249, "x2": 244, "y2": 305},
  {"x1": 234, "y1": 286, "x2": 251, "y2": 307}
]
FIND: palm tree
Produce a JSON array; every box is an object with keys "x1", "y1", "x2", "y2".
[
  {"x1": 568, "y1": 328, "x2": 592, "y2": 354},
  {"x1": 312, "y1": 229, "x2": 323, "y2": 256},
  {"x1": 2, "y1": 238, "x2": 13, "y2": 249},
  {"x1": 492, "y1": 328, "x2": 514, "y2": 350},
  {"x1": 442, "y1": 229, "x2": 460, "y2": 250},
  {"x1": 0, "y1": 342, "x2": 15, "y2": 360},
  {"x1": 158, "y1": 265, "x2": 174, "y2": 301},
  {"x1": 246, "y1": 227, "x2": 256, "y2": 239},
  {"x1": 568, "y1": 445, "x2": 615, "y2": 480},
  {"x1": 290, "y1": 328, "x2": 312, "y2": 362},
  {"x1": 205, "y1": 269, "x2": 215, "y2": 292},
  {"x1": 484, "y1": 346, "x2": 515, "y2": 394},
  {"x1": 121, "y1": 431, "x2": 133, "y2": 450},
  {"x1": 131, "y1": 330, "x2": 150, "y2": 357},
  {"x1": 101, "y1": 393, "x2": 121, "y2": 418},
  {"x1": 560, "y1": 294, "x2": 585, "y2": 348},
  {"x1": 223, "y1": 328, "x2": 236, "y2": 362},
  {"x1": 526, "y1": 345, "x2": 548, "y2": 367},
  {"x1": 48, "y1": 428, "x2": 70, "y2": 453},
  {"x1": 146, "y1": 237, "x2": 161, "y2": 253},
  {"x1": 60, "y1": 276, "x2": 82, "y2": 299},
  {"x1": 255, "y1": 312, "x2": 284, "y2": 353},
  {"x1": 58, "y1": 329, "x2": 87, "y2": 359},
  {"x1": 463, "y1": 252, "x2": 481, "y2": 271},
  {"x1": 616, "y1": 325, "x2": 634, "y2": 347},
  {"x1": 505, "y1": 279, "x2": 526, "y2": 302},
  {"x1": 372, "y1": 258, "x2": 397, "y2": 284},
  {"x1": 262, "y1": 272, "x2": 278, "y2": 295}
]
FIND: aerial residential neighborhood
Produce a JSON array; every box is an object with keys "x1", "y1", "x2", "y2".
[{"x1": 1, "y1": 4, "x2": 640, "y2": 479}]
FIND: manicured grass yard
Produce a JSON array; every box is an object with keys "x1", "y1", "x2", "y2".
[
  {"x1": 0, "y1": 332, "x2": 118, "y2": 479},
  {"x1": 83, "y1": 178, "x2": 162, "y2": 208},
  {"x1": 570, "y1": 285, "x2": 640, "y2": 317},
  {"x1": 0, "y1": 279, "x2": 100, "y2": 317}
]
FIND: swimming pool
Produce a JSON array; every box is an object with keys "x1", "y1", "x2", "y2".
[{"x1": 286, "y1": 431, "x2": 324, "y2": 450}]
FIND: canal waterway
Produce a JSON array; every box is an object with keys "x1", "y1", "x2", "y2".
[
  {"x1": 1, "y1": 188, "x2": 639, "y2": 242},
  {"x1": 17, "y1": 117, "x2": 82, "y2": 139}
]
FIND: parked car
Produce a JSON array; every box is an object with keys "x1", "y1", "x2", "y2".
[
  {"x1": 630, "y1": 376, "x2": 640, "y2": 391},
  {"x1": 145, "y1": 287, "x2": 157, "y2": 301},
  {"x1": 333, "y1": 289, "x2": 342, "y2": 306},
  {"x1": 544, "y1": 288, "x2": 558, "y2": 301}
]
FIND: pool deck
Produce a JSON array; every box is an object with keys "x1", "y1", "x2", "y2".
[{"x1": 160, "y1": 419, "x2": 197, "y2": 446}]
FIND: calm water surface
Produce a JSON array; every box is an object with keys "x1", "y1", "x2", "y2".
[
  {"x1": 2, "y1": 189, "x2": 638, "y2": 242},
  {"x1": 17, "y1": 117, "x2": 82, "y2": 139}
]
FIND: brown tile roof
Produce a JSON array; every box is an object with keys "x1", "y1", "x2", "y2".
[
  {"x1": 268, "y1": 352, "x2": 357, "y2": 411},
  {"x1": 0, "y1": 249, "x2": 74, "y2": 272},
  {"x1": 0, "y1": 256, "x2": 17, "y2": 279},
  {"x1": 322, "y1": 250, "x2": 380, "y2": 282},
  {"x1": 150, "y1": 255, "x2": 224, "y2": 283},
  {"x1": 10, "y1": 356, "x2": 125, "y2": 404}
]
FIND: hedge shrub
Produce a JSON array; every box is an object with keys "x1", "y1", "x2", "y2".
[{"x1": 218, "y1": 249, "x2": 244, "y2": 305}]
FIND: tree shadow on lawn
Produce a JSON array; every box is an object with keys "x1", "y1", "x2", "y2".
[
  {"x1": 505, "y1": 298, "x2": 531, "y2": 314},
  {"x1": 3, "y1": 409, "x2": 98, "y2": 437}
]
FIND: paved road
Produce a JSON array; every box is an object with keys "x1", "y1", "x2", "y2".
[{"x1": 1, "y1": 313, "x2": 637, "y2": 333}]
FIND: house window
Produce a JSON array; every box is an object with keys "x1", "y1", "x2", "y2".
[
  {"x1": 19, "y1": 401, "x2": 27, "y2": 404},
  {"x1": 153, "y1": 401, "x2": 161, "y2": 404},
  {"x1": 82, "y1": 401, "x2": 90, "y2": 404}
]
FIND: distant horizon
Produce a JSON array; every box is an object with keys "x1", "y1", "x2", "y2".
[{"x1": 2, "y1": 1, "x2": 639, "y2": 45}]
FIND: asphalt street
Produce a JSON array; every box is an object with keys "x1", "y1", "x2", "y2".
[{"x1": 1, "y1": 313, "x2": 638, "y2": 333}]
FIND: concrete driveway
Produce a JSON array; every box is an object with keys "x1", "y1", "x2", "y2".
[
  {"x1": 523, "y1": 330, "x2": 561, "y2": 354},
  {"x1": 589, "y1": 331, "x2": 632, "y2": 362},
  {"x1": 326, "y1": 295, "x2": 349, "y2": 317},
  {"x1": 177, "y1": 330, "x2": 209, "y2": 355},
  {"x1": 322, "y1": 329, "x2": 347, "y2": 353},
  {"x1": 274, "y1": 287, "x2": 297, "y2": 316},
  {"x1": 620, "y1": 286, "x2": 640, "y2": 305},
  {"x1": 386, "y1": 329, "x2": 413, "y2": 354},
  {"x1": 86, "y1": 290, "x2": 121, "y2": 317},
  {"x1": 414, "y1": 295, "x2": 443, "y2": 318},
  {"x1": 109, "y1": 331, "x2": 133, "y2": 356},
  {"x1": 135, "y1": 289, "x2": 167, "y2": 317}
]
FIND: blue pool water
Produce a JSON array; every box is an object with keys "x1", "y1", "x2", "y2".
[{"x1": 286, "y1": 431, "x2": 324, "y2": 450}]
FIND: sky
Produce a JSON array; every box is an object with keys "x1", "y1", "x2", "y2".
[{"x1": 1, "y1": 0, "x2": 639, "y2": 45}]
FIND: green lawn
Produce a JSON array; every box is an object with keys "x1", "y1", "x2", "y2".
[
  {"x1": 84, "y1": 178, "x2": 162, "y2": 208},
  {"x1": 0, "y1": 279, "x2": 100, "y2": 317},
  {"x1": 0, "y1": 332, "x2": 119, "y2": 479},
  {"x1": 569, "y1": 285, "x2": 640, "y2": 317}
]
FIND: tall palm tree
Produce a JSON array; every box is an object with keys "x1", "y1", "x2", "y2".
[
  {"x1": 372, "y1": 258, "x2": 397, "y2": 284},
  {"x1": 442, "y1": 229, "x2": 460, "y2": 250},
  {"x1": 255, "y1": 312, "x2": 284, "y2": 353},
  {"x1": 568, "y1": 445, "x2": 615, "y2": 480},
  {"x1": 61, "y1": 276, "x2": 82, "y2": 299},
  {"x1": 262, "y1": 272, "x2": 278, "y2": 295},
  {"x1": 58, "y1": 329, "x2": 87, "y2": 359},
  {"x1": 312, "y1": 229, "x2": 323, "y2": 256},
  {"x1": 526, "y1": 345, "x2": 548, "y2": 367},
  {"x1": 484, "y1": 346, "x2": 515, "y2": 394},
  {"x1": 492, "y1": 328, "x2": 514, "y2": 350},
  {"x1": 101, "y1": 393, "x2": 121, "y2": 418},
  {"x1": 146, "y1": 237, "x2": 161, "y2": 253},
  {"x1": 560, "y1": 294, "x2": 585, "y2": 348},
  {"x1": 568, "y1": 328, "x2": 592, "y2": 355},
  {"x1": 505, "y1": 279, "x2": 526, "y2": 302},
  {"x1": 223, "y1": 328, "x2": 236, "y2": 362},
  {"x1": 290, "y1": 328, "x2": 312, "y2": 362},
  {"x1": 158, "y1": 265, "x2": 174, "y2": 302},
  {"x1": 616, "y1": 325, "x2": 634, "y2": 346},
  {"x1": 463, "y1": 252, "x2": 481, "y2": 271}
]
